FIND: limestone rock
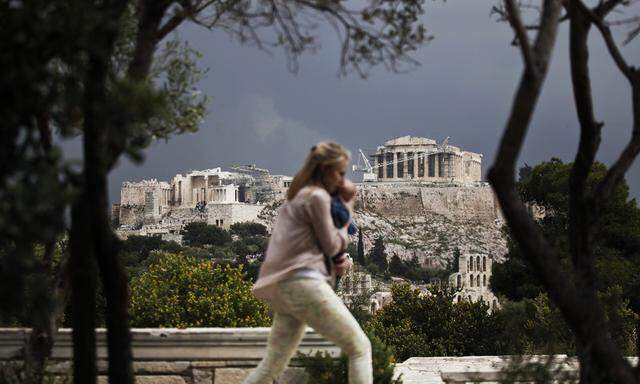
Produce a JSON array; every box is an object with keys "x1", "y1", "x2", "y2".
[
  {"x1": 214, "y1": 368, "x2": 251, "y2": 384},
  {"x1": 193, "y1": 369, "x2": 214, "y2": 384}
]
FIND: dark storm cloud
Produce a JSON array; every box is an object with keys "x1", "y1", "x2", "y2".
[{"x1": 98, "y1": 0, "x2": 640, "y2": 205}]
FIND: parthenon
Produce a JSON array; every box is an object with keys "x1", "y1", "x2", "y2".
[{"x1": 372, "y1": 136, "x2": 482, "y2": 183}]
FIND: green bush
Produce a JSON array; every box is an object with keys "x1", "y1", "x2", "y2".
[
  {"x1": 121, "y1": 235, "x2": 184, "y2": 276},
  {"x1": 181, "y1": 222, "x2": 232, "y2": 247},
  {"x1": 297, "y1": 331, "x2": 402, "y2": 384},
  {"x1": 367, "y1": 283, "x2": 504, "y2": 361},
  {"x1": 129, "y1": 253, "x2": 270, "y2": 327},
  {"x1": 230, "y1": 222, "x2": 268, "y2": 238},
  {"x1": 231, "y1": 236, "x2": 268, "y2": 258}
]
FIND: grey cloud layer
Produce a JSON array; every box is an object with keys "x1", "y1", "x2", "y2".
[{"x1": 101, "y1": 0, "x2": 640, "y2": 205}]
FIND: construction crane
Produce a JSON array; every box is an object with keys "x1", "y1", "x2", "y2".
[
  {"x1": 438, "y1": 137, "x2": 450, "y2": 152},
  {"x1": 351, "y1": 149, "x2": 377, "y2": 182}
]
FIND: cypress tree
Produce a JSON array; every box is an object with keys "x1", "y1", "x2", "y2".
[{"x1": 357, "y1": 229, "x2": 365, "y2": 265}]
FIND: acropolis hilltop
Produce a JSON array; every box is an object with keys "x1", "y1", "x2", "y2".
[{"x1": 112, "y1": 136, "x2": 494, "y2": 252}]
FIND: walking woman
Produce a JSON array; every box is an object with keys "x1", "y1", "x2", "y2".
[{"x1": 243, "y1": 142, "x2": 372, "y2": 384}]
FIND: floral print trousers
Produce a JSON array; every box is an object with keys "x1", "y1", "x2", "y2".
[{"x1": 242, "y1": 278, "x2": 372, "y2": 384}]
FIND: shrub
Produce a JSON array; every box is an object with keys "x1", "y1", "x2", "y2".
[
  {"x1": 230, "y1": 222, "x2": 268, "y2": 238},
  {"x1": 129, "y1": 253, "x2": 270, "y2": 327},
  {"x1": 231, "y1": 236, "x2": 268, "y2": 258},
  {"x1": 121, "y1": 235, "x2": 183, "y2": 276},
  {"x1": 181, "y1": 222, "x2": 232, "y2": 247},
  {"x1": 297, "y1": 331, "x2": 402, "y2": 384},
  {"x1": 367, "y1": 283, "x2": 504, "y2": 361}
]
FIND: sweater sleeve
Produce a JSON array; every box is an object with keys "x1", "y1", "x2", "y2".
[{"x1": 306, "y1": 190, "x2": 349, "y2": 257}]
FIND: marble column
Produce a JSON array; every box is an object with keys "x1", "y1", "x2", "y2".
[
  {"x1": 393, "y1": 152, "x2": 398, "y2": 180},
  {"x1": 381, "y1": 153, "x2": 387, "y2": 179}
]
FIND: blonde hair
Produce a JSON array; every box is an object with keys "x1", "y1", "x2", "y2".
[{"x1": 287, "y1": 142, "x2": 351, "y2": 200}]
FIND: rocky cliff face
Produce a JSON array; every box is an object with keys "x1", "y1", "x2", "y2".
[
  {"x1": 259, "y1": 183, "x2": 507, "y2": 269},
  {"x1": 353, "y1": 183, "x2": 507, "y2": 268}
]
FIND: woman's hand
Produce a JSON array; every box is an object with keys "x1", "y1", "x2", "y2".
[{"x1": 333, "y1": 254, "x2": 352, "y2": 276}]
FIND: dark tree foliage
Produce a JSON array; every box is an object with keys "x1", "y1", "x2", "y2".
[
  {"x1": 120, "y1": 235, "x2": 182, "y2": 275},
  {"x1": 518, "y1": 163, "x2": 533, "y2": 181},
  {"x1": 487, "y1": 0, "x2": 640, "y2": 379},
  {"x1": 181, "y1": 222, "x2": 232, "y2": 247},
  {"x1": 387, "y1": 253, "x2": 447, "y2": 283},
  {"x1": 449, "y1": 247, "x2": 461, "y2": 273},
  {"x1": 297, "y1": 331, "x2": 401, "y2": 384},
  {"x1": 491, "y1": 159, "x2": 640, "y2": 315},
  {"x1": 2, "y1": 0, "x2": 429, "y2": 381},
  {"x1": 356, "y1": 229, "x2": 365, "y2": 265},
  {"x1": 230, "y1": 222, "x2": 268, "y2": 238},
  {"x1": 368, "y1": 236, "x2": 388, "y2": 272},
  {"x1": 231, "y1": 235, "x2": 268, "y2": 258},
  {"x1": 388, "y1": 255, "x2": 406, "y2": 277},
  {"x1": 367, "y1": 284, "x2": 504, "y2": 362}
]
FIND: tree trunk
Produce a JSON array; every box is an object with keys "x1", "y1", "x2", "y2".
[
  {"x1": 23, "y1": 241, "x2": 60, "y2": 384},
  {"x1": 69, "y1": 200, "x2": 97, "y2": 384},
  {"x1": 83, "y1": 6, "x2": 134, "y2": 379},
  {"x1": 576, "y1": 340, "x2": 603, "y2": 384}
]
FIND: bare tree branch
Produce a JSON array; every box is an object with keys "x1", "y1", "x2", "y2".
[
  {"x1": 623, "y1": 23, "x2": 640, "y2": 44},
  {"x1": 505, "y1": 0, "x2": 537, "y2": 71},
  {"x1": 489, "y1": 0, "x2": 640, "y2": 382},
  {"x1": 606, "y1": 15, "x2": 640, "y2": 25},
  {"x1": 563, "y1": 1, "x2": 603, "y2": 315},
  {"x1": 595, "y1": 0, "x2": 626, "y2": 17},
  {"x1": 594, "y1": 83, "x2": 640, "y2": 209},
  {"x1": 578, "y1": 0, "x2": 635, "y2": 80},
  {"x1": 571, "y1": 0, "x2": 640, "y2": 210}
]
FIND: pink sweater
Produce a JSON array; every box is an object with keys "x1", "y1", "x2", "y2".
[{"x1": 252, "y1": 185, "x2": 350, "y2": 301}]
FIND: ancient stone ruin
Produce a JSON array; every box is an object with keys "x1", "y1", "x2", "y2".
[
  {"x1": 112, "y1": 166, "x2": 292, "y2": 240},
  {"x1": 358, "y1": 135, "x2": 482, "y2": 183}
]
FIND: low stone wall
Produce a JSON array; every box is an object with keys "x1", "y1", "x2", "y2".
[
  {"x1": 0, "y1": 328, "x2": 336, "y2": 384},
  {"x1": 394, "y1": 356, "x2": 638, "y2": 383},
  {"x1": 2, "y1": 329, "x2": 636, "y2": 383}
]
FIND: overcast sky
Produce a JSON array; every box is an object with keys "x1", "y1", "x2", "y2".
[{"x1": 90, "y1": 0, "x2": 639, "y2": 205}]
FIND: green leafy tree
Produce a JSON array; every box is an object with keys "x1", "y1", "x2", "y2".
[
  {"x1": 495, "y1": 288, "x2": 637, "y2": 357},
  {"x1": 388, "y1": 255, "x2": 407, "y2": 277},
  {"x1": 129, "y1": 253, "x2": 270, "y2": 327},
  {"x1": 367, "y1": 283, "x2": 504, "y2": 361},
  {"x1": 231, "y1": 236, "x2": 268, "y2": 258},
  {"x1": 404, "y1": 255, "x2": 423, "y2": 281},
  {"x1": 368, "y1": 236, "x2": 388, "y2": 273},
  {"x1": 448, "y1": 248, "x2": 461, "y2": 273},
  {"x1": 487, "y1": 1, "x2": 640, "y2": 380},
  {"x1": 181, "y1": 222, "x2": 232, "y2": 247},
  {"x1": 230, "y1": 222, "x2": 268, "y2": 238},
  {"x1": 3, "y1": 0, "x2": 429, "y2": 380},
  {"x1": 491, "y1": 160, "x2": 640, "y2": 315},
  {"x1": 120, "y1": 235, "x2": 181, "y2": 272}
]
